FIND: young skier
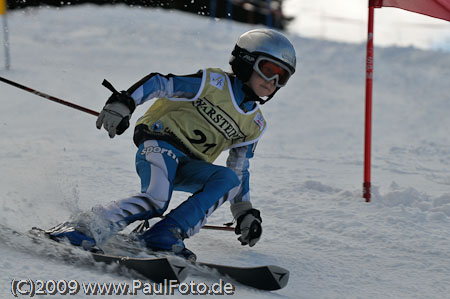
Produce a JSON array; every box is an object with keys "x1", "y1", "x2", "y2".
[{"x1": 46, "y1": 28, "x2": 296, "y2": 259}]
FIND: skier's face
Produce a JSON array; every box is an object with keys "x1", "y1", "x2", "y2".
[{"x1": 247, "y1": 71, "x2": 277, "y2": 97}]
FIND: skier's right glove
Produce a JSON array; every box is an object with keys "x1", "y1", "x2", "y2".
[
  {"x1": 96, "y1": 80, "x2": 136, "y2": 138},
  {"x1": 231, "y1": 202, "x2": 262, "y2": 247}
]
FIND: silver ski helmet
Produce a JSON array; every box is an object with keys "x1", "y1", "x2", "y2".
[{"x1": 229, "y1": 29, "x2": 296, "y2": 85}]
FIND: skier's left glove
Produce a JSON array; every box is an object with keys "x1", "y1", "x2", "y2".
[
  {"x1": 231, "y1": 202, "x2": 262, "y2": 247},
  {"x1": 96, "y1": 80, "x2": 136, "y2": 138}
]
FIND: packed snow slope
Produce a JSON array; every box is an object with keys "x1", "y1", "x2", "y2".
[{"x1": 1, "y1": 5, "x2": 450, "y2": 299}]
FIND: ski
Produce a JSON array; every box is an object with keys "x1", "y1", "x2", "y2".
[{"x1": 90, "y1": 253, "x2": 289, "y2": 291}]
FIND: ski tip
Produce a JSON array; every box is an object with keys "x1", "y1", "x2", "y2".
[
  {"x1": 166, "y1": 257, "x2": 189, "y2": 282},
  {"x1": 267, "y1": 265, "x2": 290, "y2": 290}
]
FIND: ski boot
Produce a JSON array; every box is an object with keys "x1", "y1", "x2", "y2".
[
  {"x1": 139, "y1": 217, "x2": 197, "y2": 262},
  {"x1": 45, "y1": 222, "x2": 104, "y2": 254}
]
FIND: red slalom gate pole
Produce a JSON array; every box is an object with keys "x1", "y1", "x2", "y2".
[
  {"x1": 363, "y1": 3, "x2": 376, "y2": 202},
  {"x1": 0, "y1": 76, "x2": 99, "y2": 117}
]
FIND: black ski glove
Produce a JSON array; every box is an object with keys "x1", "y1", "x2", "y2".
[
  {"x1": 96, "y1": 80, "x2": 136, "y2": 138},
  {"x1": 231, "y1": 202, "x2": 262, "y2": 247}
]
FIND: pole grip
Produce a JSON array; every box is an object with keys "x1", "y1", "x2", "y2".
[{"x1": 102, "y1": 79, "x2": 120, "y2": 94}]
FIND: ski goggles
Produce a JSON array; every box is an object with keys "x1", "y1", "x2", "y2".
[{"x1": 253, "y1": 56, "x2": 292, "y2": 87}]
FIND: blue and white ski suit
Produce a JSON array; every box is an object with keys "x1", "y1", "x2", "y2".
[{"x1": 93, "y1": 69, "x2": 266, "y2": 240}]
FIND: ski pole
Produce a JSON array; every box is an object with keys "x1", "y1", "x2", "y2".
[
  {"x1": 202, "y1": 225, "x2": 235, "y2": 231},
  {"x1": 133, "y1": 220, "x2": 235, "y2": 233},
  {"x1": 0, "y1": 76, "x2": 99, "y2": 116}
]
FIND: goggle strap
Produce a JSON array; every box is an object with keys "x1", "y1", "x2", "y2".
[{"x1": 233, "y1": 46, "x2": 258, "y2": 65}]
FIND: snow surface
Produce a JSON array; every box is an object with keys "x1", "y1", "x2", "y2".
[{"x1": 1, "y1": 5, "x2": 450, "y2": 299}]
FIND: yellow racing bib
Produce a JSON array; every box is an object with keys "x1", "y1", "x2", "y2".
[{"x1": 135, "y1": 68, "x2": 266, "y2": 162}]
